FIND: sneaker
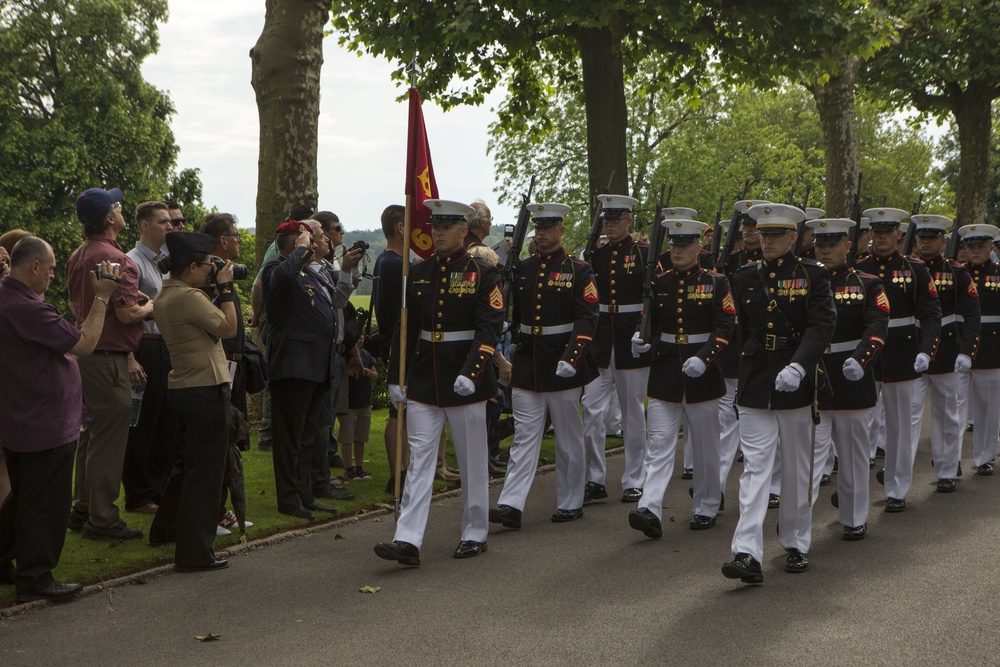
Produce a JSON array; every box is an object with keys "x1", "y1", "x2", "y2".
[
  {"x1": 219, "y1": 509, "x2": 253, "y2": 530},
  {"x1": 356, "y1": 469, "x2": 373, "y2": 480},
  {"x1": 216, "y1": 525, "x2": 232, "y2": 537}
]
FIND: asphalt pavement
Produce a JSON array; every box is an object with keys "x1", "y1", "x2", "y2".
[{"x1": 2, "y1": 415, "x2": 998, "y2": 666}]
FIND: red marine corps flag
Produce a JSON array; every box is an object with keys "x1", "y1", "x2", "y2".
[{"x1": 404, "y1": 87, "x2": 438, "y2": 259}]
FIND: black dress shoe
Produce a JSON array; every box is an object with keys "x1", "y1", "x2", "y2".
[
  {"x1": 843, "y1": 523, "x2": 867, "y2": 541},
  {"x1": 487, "y1": 462, "x2": 506, "y2": 478},
  {"x1": 16, "y1": 581, "x2": 83, "y2": 603},
  {"x1": 175, "y1": 559, "x2": 229, "y2": 573},
  {"x1": 830, "y1": 491, "x2": 839, "y2": 508},
  {"x1": 784, "y1": 549, "x2": 809, "y2": 573},
  {"x1": 976, "y1": 463, "x2": 995, "y2": 476},
  {"x1": 583, "y1": 481, "x2": 608, "y2": 504},
  {"x1": 722, "y1": 552, "x2": 763, "y2": 584},
  {"x1": 681, "y1": 468, "x2": 694, "y2": 480},
  {"x1": 313, "y1": 486, "x2": 356, "y2": 501},
  {"x1": 767, "y1": 494, "x2": 780, "y2": 509},
  {"x1": 621, "y1": 488, "x2": 643, "y2": 503},
  {"x1": 304, "y1": 502, "x2": 339, "y2": 513},
  {"x1": 82, "y1": 520, "x2": 142, "y2": 541},
  {"x1": 876, "y1": 467, "x2": 885, "y2": 485},
  {"x1": 967, "y1": 423, "x2": 975, "y2": 432},
  {"x1": 67, "y1": 510, "x2": 87, "y2": 532},
  {"x1": 551, "y1": 508, "x2": 583, "y2": 523},
  {"x1": 488, "y1": 504, "x2": 522, "y2": 529},
  {"x1": 374, "y1": 540, "x2": 420, "y2": 566},
  {"x1": 628, "y1": 508, "x2": 662, "y2": 539},
  {"x1": 280, "y1": 507, "x2": 316, "y2": 520},
  {"x1": 936, "y1": 478, "x2": 956, "y2": 493},
  {"x1": 884, "y1": 497, "x2": 906, "y2": 513},
  {"x1": 689, "y1": 514, "x2": 716, "y2": 530},
  {"x1": 453, "y1": 540, "x2": 487, "y2": 559},
  {"x1": 819, "y1": 474, "x2": 831, "y2": 487}
]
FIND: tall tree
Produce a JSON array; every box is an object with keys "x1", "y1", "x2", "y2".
[
  {"x1": 0, "y1": 0, "x2": 183, "y2": 313},
  {"x1": 250, "y1": 0, "x2": 330, "y2": 265},
  {"x1": 330, "y1": 1, "x2": 714, "y2": 212},
  {"x1": 866, "y1": 0, "x2": 1000, "y2": 224}
]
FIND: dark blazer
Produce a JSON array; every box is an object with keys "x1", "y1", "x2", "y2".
[
  {"x1": 590, "y1": 237, "x2": 651, "y2": 369},
  {"x1": 924, "y1": 256, "x2": 980, "y2": 375},
  {"x1": 736, "y1": 251, "x2": 837, "y2": 410},
  {"x1": 262, "y1": 247, "x2": 337, "y2": 383},
  {"x1": 969, "y1": 259, "x2": 1000, "y2": 369}
]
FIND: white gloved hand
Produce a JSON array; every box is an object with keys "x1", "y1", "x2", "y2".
[
  {"x1": 775, "y1": 364, "x2": 804, "y2": 392},
  {"x1": 631, "y1": 332, "x2": 651, "y2": 358},
  {"x1": 954, "y1": 354, "x2": 972, "y2": 374},
  {"x1": 555, "y1": 360, "x2": 577, "y2": 378},
  {"x1": 913, "y1": 352, "x2": 931, "y2": 374},
  {"x1": 682, "y1": 357, "x2": 707, "y2": 378},
  {"x1": 388, "y1": 384, "x2": 407, "y2": 408},
  {"x1": 842, "y1": 357, "x2": 865, "y2": 382},
  {"x1": 453, "y1": 375, "x2": 475, "y2": 396}
]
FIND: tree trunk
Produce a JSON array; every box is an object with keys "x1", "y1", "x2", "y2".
[
  {"x1": 952, "y1": 80, "x2": 993, "y2": 225},
  {"x1": 250, "y1": 0, "x2": 329, "y2": 266},
  {"x1": 576, "y1": 25, "x2": 629, "y2": 217},
  {"x1": 809, "y1": 54, "x2": 860, "y2": 217}
]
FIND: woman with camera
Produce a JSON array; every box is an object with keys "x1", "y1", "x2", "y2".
[{"x1": 148, "y1": 232, "x2": 238, "y2": 572}]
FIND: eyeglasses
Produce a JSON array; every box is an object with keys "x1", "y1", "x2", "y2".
[
  {"x1": 196, "y1": 261, "x2": 214, "y2": 269},
  {"x1": 223, "y1": 232, "x2": 242, "y2": 242},
  {"x1": 111, "y1": 202, "x2": 123, "y2": 212},
  {"x1": 331, "y1": 226, "x2": 343, "y2": 233},
  {"x1": 170, "y1": 217, "x2": 186, "y2": 227}
]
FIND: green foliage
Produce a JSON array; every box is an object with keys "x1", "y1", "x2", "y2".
[
  {"x1": 934, "y1": 109, "x2": 1000, "y2": 224},
  {"x1": 0, "y1": 0, "x2": 190, "y2": 315}
]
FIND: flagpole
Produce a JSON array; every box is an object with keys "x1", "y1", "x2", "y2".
[{"x1": 394, "y1": 57, "x2": 422, "y2": 520}]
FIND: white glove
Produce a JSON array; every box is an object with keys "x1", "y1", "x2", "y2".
[
  {"x1": 388, "y1": 384, "x2": 407, "y2": 408},
  {"x1": 682, "y1": 357, "x2": 707, "y2": 378},
  {"x1": 954, "y1": 354, "x2": 972, "y2": 374},
  {"x1": 842, "y1": 357, "x2": 865, "y2": 382},
  {"x1": 913, "y1": 353, "x2": 931, "y2": 374},
  {"x1": 453, "y1": 375, "x2": 475, "y2": 396},
  {"x1": 555, "y1": 360, "x2": 577, "y2": 378},
  {"x1": 631, "y1": 332, "x2": 651, "y2": 359},
  {"x1": 775, "y1": 363, "x2": 804, "y2": 392}
]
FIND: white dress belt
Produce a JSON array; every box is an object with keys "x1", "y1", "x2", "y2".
[
  {"x1": 981, "y1": 315, "x2": 1000, "y2": 324},
  {"x1": 826, "y1": 339, "x2": 862, "y2": 354},
  {"x1": 599, "y1": 303, "x2": 644, "y2": 314},
  {"x1": 888, "y1": 316, "x2": 915, "y2": 328},
  {"x1": 420, "y1": 329, "x2": 475, "y2": 342},
  {"x1": 659, "y1": 332, "x2": 711, "y2": 344},
  {"x1": 519, "y1": 323, "x2": 575, "y2": 336},
  {"x1": 940, "y1": 314, "x2": 964, "y2": 326}
]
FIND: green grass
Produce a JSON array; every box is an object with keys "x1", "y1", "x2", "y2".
[{"x1": 0, "y1": 407, "x2": 578, "y2": 605}]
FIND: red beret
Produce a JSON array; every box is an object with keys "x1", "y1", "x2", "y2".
[{"x1": 276, "y1": 220, "x2": 311, "y2": 236}]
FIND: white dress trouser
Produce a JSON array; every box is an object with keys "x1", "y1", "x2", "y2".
[
  {"x1": 718, "y1": 378, "x2": 741, "y2": 490},
  {"x1": 815, "y1": 409, "x2": 872, "y2": 528},
  {"x1": 499, "y1": 387, "x2": 586, "y2": 511},
  {"x1": 919, "y1": 372, "x2": 963, "y2": 479},
  {"x1": 640, "y1": 398, "x2": 721, "y2": 520},
  {"x1": 881, "y1": 379, "x2": 920, "y2": 499},
  {"x1": 393, "y1": 401, "x2": 489, "y2": 549},
  {"x1": 969, "y1": 369, "x2": 1000, "y2": 466},
  {"x1": 582, "y1": 355, "x2": 649, "y2": 489},
  {"x1": 731, "y1": 406, "x2": 814, "y2": 562},
  {"x1": 869, "y1": 385, "x2": 886, "y2": 458},
  {"x1": 957, "y1": 371, "x2": 973, "y2": 427}
]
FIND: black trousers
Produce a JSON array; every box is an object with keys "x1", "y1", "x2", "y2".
[
  {"x1": 0, "y1": 441, "x2": 75, "y2": 595},
  {"x1": 270, "y1": 377, "x2": 328, "y2": 512},
  {"x1": 125, "y1": 337, "x2": 174, "y2": 508},
  {"x1": 149, "y1": 384, "x2": 230, "y2": 568}
]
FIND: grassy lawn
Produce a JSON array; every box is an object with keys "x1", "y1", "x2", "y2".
[{"x1": 0, "y1": 406, "x2": 585, "y2": 606}]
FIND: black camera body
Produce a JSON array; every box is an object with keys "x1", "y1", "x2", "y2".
[
  {"x1": 350, "y1": 240, "x2": 369, "y2": 252},
  {"x1": 209, "y1": 256, "x2": 249, "y2": 282},
  {"x1": 93, "y1": 262, "x2": 122, "y2": 283}
]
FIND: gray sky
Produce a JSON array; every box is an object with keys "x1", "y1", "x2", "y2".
[{"x1": 141, "y1": 1, "x2": 518, "y2": 232}]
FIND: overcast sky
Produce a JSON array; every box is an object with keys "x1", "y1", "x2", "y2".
[{"x1": 141, "y1": 1, "x2": 518, "y2": 233}]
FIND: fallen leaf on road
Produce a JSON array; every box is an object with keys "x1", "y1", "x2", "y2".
[
  {"x1": 359, "y1": 585, "x2": 381, "y2": 594},
  {"x1": 335, "y1": 534, "x2": 345, "y2": 540},
  {"x1": 434, "y1": 502, "x2": 444, "y2": 507},
  {"x1": 195, "y1": 633, "x2": 222, "y2": 642},
  {"x1": 373, "y1": 518, "x2": 381, "y2": 522}
]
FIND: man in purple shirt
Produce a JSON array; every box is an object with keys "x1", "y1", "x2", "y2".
[{"x1": 0, "y1": 236, "x2": 120, "y2": 603}]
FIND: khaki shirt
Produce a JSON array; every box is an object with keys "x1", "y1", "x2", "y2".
[{"x1": 154, "y1": 278, "x2": 229, "y2": 389}]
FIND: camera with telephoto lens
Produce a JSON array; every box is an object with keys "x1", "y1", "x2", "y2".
[
  {"x1": 209, "y1": 256, "x2": 249, "y2": 282},
  {"x1": 350, "y1": 240, "x2": 369, "y2": 252}
]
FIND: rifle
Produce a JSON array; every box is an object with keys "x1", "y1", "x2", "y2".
[
  {"x1": 791, "y1": 182, "x2": 813, "y2": 256},
  {"x1": 800, "y1": 184, "x2": 812, "y2": 212},
  {"x1": 710, "y1": 195, "x2": 724, "y2": 260},
  {"x1": 638, "y1": 184, "x2": 668, "y2": 345},
  {"x1": 716, "y1": 179, "x2": 750, "y2": 268},
  {"x1": 901, "y1": 192, "x2": 922, "y2": 258},
  {"x1": 502, "y1": 175, "x2": 536, "y2": 321},
  {"x1": 945, "y1": 199, "x2": 963, "y2": 260},
  {"x1": 847, "y1": 172, "x2": 864, "y2": 267},
  {"x1": 583, "y1": 171, "x2": 616, "y2": 264}
]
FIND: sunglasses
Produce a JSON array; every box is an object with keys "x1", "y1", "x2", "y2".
[{"x1": 170, "y1": 217, "x2": 186, "y2": 227}]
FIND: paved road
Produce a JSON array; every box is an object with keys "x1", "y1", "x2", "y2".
[{"x1": 2, "y1": 418, "x2": 997, "y2": 666}]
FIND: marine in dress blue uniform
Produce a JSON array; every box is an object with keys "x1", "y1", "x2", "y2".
[{"x1": 490, "y1": 203, "x2": 600, "y2": 528}]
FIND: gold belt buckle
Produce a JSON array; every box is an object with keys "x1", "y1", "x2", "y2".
[
  {"x1": 676, "y1": 334, "x2": 688, "y2": 345},
  {"x1": 765, "y1": 334, "x2": 777, "y2": 351},
  {"x1": 431, "y1": 331, "x2": 444, "y2": 343},
  {"x1": 609, "y1": 304, "x2": 618, "y2": 314},
  {"x1": 532, "y1": 326, "x2": 543, "y2": 336}
]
